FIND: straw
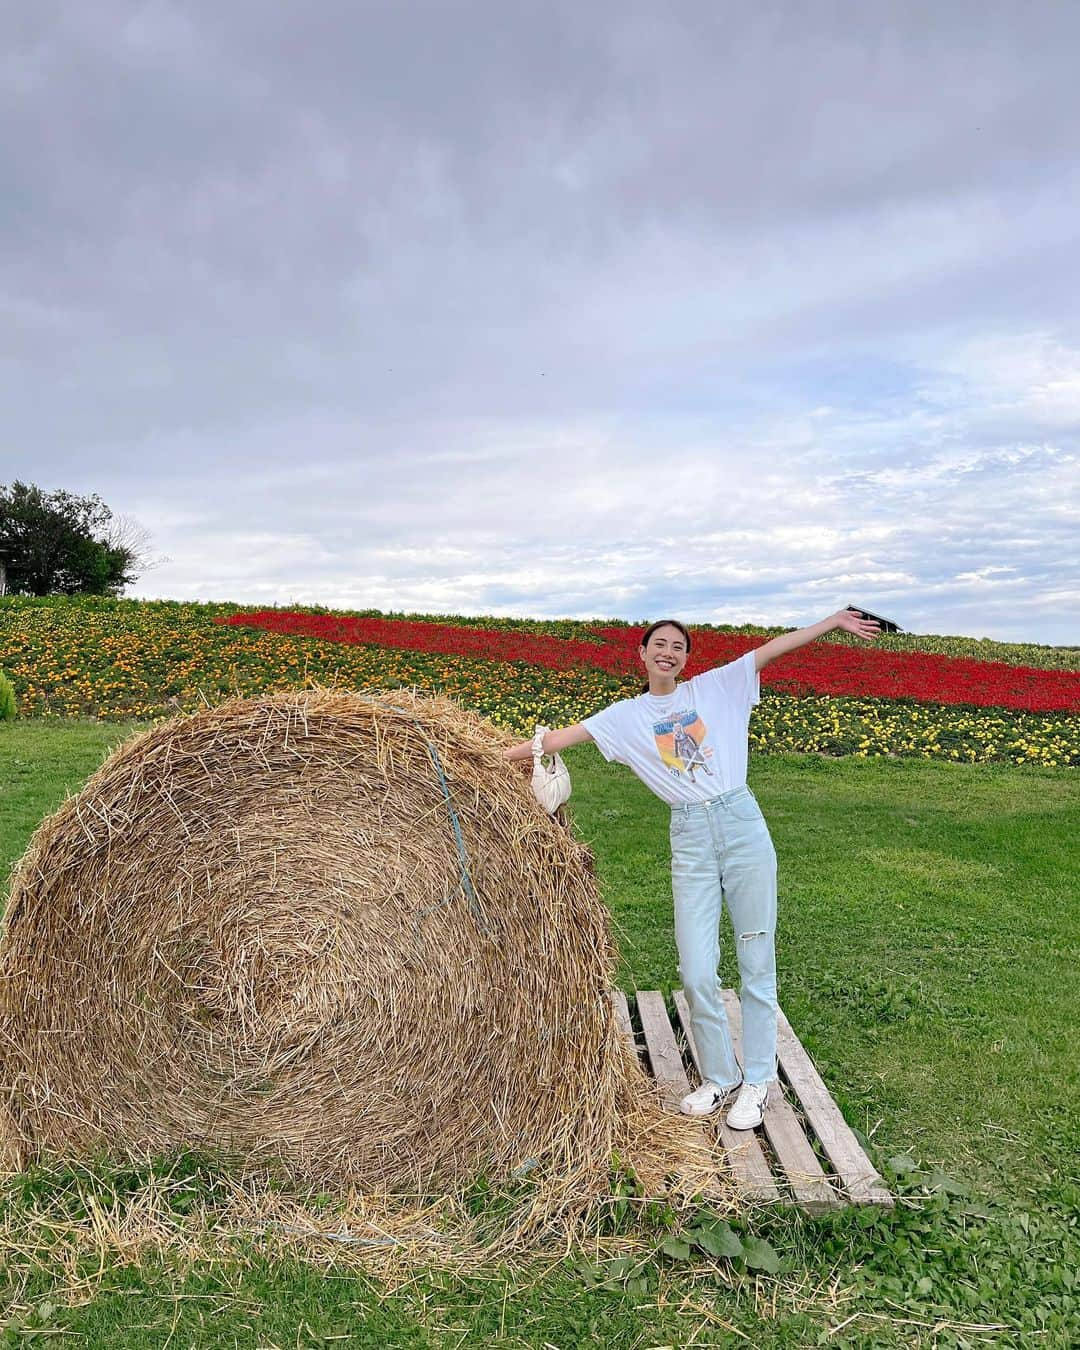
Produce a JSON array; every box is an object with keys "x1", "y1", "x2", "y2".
[{"x1": 0, "y1": 687, "x2": 725, "y2": 1250}]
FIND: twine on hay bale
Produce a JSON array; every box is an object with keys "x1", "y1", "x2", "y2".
[{"x1": 0, "y1": 689, "x2": 720, "y2": 1233}]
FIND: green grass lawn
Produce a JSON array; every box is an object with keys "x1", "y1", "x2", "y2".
[{"x1": 1, "y1": 721, "x2": 1078, "y2": 1347}]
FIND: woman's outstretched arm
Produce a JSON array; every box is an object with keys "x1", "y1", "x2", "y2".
[
  {"x1": 753, "y1": 608, "x2": 882, "y2": 672},
  {"x1": 503, "y1": 724, "x2": 594, "y2": 761}
]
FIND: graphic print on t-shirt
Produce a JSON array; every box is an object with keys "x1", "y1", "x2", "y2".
[{"x1": 654, "y1": 708, "x2": 714, "y2": 780}]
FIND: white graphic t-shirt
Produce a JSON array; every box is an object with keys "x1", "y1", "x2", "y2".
[{"x1": 581, "y1": 651, "x2": 760, "y2": 806}]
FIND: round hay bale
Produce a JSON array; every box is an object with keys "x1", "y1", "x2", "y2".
[{"x1": 0, "y1": 689, "x2": 684, "y2": 1198}]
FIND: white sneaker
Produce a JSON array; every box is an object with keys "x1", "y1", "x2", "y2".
[
  {"x1": 680, "y1": 1080, "x2": 740, "y2": 1117},
  {"x1": 726, "y1": 1081, "x2": 770, "y2": 1130}
]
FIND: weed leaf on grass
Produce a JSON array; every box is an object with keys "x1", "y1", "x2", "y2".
[
  {"x1": 740, "y1": 1236, "x2": 781, "y2": 1274},
  {"x1": 687, "y1": 1219, "x2": 743, "y2": 1259}
]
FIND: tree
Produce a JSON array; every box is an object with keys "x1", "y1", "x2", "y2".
[{"x1": 0, "y1": 482, "x2": 149, "y2": 597}]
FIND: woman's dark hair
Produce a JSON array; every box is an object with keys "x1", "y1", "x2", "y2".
[{"x1": 639, "y1": 619, "x2": 692, "y2": 693}]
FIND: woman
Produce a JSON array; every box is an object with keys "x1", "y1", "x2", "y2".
[{"x1": 504, "y1": 608, "x2": 881, "y2": 1129}]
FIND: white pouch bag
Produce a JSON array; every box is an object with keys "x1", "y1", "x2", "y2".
[{"x1": 530, "y1": 725, "x2": 571, "y2": 813}]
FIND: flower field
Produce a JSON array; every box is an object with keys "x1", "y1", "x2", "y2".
[
  {"x1": 1, "y1": 596, "x2": 1077, "y2": 766},
  {"x1": 223, "y1": 609, "x2": 1079, "y2": 712}
]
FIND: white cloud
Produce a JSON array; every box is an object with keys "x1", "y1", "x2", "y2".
[{"x1": 3, "y1": 3, "x2": 1079, "y2": 644}]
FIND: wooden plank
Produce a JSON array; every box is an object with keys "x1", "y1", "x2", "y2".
[
  {"x1": 774, "y1": 1007, "x2": 893, "y2": 1207},
  {"x1": 635, "y1": 990, "x2": 692, "y2": 1110},
  {"x1": 609, "y1": 989, "x2": 637, "y2": 1055},
  {"x1": 718, "y1": 990, "x2": 840, "y2": 1214},
  {"x1": 671, "y1": 990, "x2": 780, "y2": 1204}
]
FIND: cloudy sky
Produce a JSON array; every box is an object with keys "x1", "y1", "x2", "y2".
[{"x1": 4, "y1": 2, "x2": 1079, "y2": 643}]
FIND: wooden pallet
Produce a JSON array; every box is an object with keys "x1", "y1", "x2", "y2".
[{"x1": 612, "y1": 989, "x2": 892, "y2": 1213}]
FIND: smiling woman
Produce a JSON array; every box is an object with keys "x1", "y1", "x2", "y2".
[
  {"x1": 637, "y1": 618, "x2": 692, "y2": 694},
  {"x1": 505, "y1": 607, "x2": 883, "y2": 1131}
]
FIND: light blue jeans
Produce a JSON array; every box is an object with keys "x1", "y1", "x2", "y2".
[{"x1": 670, "y1": 785, "x2": 778, "y2": 1087}]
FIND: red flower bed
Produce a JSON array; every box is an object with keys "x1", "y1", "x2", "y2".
[
  {"x1": 219, "y1": 612, "x2": 1080, "y2": 714},
  {"x1": 589, "y1": 625, "x2": 1080, "y2": 714},
  {"x1": 219, "y1": 611, "x2": 634, "y2": 675}
]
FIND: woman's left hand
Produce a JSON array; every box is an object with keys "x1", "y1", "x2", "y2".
[{"x1": 832, "y1": 608, "x2": 882, "y2": 640}]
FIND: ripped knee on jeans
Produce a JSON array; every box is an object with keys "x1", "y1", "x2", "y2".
[{"x1": 736, "y1": 929, "x2": 776, "y2": 982}]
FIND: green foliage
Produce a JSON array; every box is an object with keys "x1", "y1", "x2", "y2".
[
  {"x1": 565, "y1": 1166, "x2": 1080, "y2": 1343},
  {"x1": 802, "y1": 1164, "x2": 1080, "y2": 1344},
  {"x1": 0, "y1": 670, "x2": 15, "y2": 721},
  {"x1": 0, "y1": 1159, "x2": 1076, "y2": 1347},
  {"x1": 4, "y1": 1149, "x2": 234, "y2": 1221},
  {"x1": 573, "y1": 1198, "x2": 781, "y2": 1294},
  {"x1": 0, "y1": 480, "x2": 142, "y2": 597},
  {"x1": 593, "y1": 1155, "x2": 679, "y2": 1238}
]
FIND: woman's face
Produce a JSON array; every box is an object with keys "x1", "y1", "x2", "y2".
[{"x1": 639, "y1": 624, "x2": 689, "y2": 682}]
